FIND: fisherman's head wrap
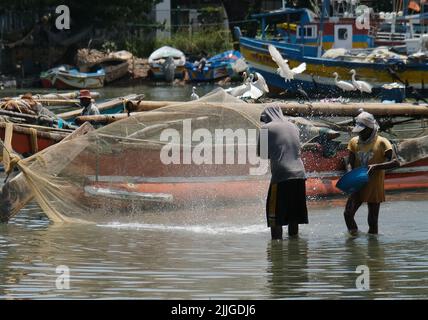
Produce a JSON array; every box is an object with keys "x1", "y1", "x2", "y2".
[
  {"x1": 260, "y1": 105, "x2": 286, "y2": 124},
  {"x1": 353, "y1": 111, "x2": 379, "y2": 144}
]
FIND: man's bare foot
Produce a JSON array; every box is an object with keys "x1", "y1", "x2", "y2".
[{"x1": 349, "y1": 229, "x2": 359, "y2": 236}]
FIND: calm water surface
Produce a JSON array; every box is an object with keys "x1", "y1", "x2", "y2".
[
  {"x1": 0, "y1": 192, "x2": 427, "y2": 300},
  {"x1": 0, "y1": 85, "x2": 427, "y2": 299}
]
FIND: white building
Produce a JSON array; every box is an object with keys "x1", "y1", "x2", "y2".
[{"x1": 155, "y1": 0, "x2": 172, "y2": 39}]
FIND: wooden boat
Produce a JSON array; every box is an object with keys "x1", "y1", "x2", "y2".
[
  {"x1": 0, "y1": 122, "x2": 70, "y2": 156},
  {"x1": 185, "y1": 50, "x2": 246, "y2": 82},
  {"x1": 0, "y1": 94, "x2": 144, "y2": 157},
  {"x1": 148, "y1": 46, "x2": 186, "y2": 81},
  {"x1": 82, "y1": 142, "x2": 428, "y2": 207},
  {"x1": 40, "y1": 65, "x2": 105, "y2": 89},
  {"x1": 103, "y1": 60, "x2": 129, "y2": 83},
  {"x1": 0, "y1": 76, "x2": 16, "y2": 89},
  {"x1": 77, "y1": 50, "x2": 132, "y2": 84},
  {"x1": 237, "y1": 3, "x2": 428, "y2": 96}
]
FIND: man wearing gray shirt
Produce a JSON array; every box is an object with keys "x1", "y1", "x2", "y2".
[
  {"x1": 258, "y1": 106, "x2": 308, "y2": 240},
  {"x1": 78, "y1": 89, "x2": 100, "y2": 116}
]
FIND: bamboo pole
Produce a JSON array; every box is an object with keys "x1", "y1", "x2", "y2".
[
  {"x1": 57, "y1": 94, "x2": 144, "y2": 121},
  {"x1": 33, "y1": 91, "x2": 100, "y2": 100},
  {"x1": 127, "y1": 100, "x2": 428, "y2": 117}
]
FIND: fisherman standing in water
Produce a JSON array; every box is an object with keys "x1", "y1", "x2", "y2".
[
  {"x1": 258, "y1": 106, "x2": 308, "y2": 240},
  {"x1": 344, "y1": 111, "x2": 400, "y2": 235}
]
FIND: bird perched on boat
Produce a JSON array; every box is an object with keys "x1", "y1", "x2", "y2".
[
  {"x1": 252, "y1": 72, "x2": 269, "y2": 94},
  {"x1": 240, "y1": 74, "x2": 263, "y2": 100},
  {"x1": 349, "y1": 69, "x2": 372, "y2": 97},
  {"x1": 332, "y1": 72, "x2": 356, "y2": 93},
  {"x1": 225, "y1": 71, "x2": 251, "y2": 97},
  {"x1": 191, "y1": 86, "x2": 199, "y2": 100},
  {"x1": 268, "y1": 44, "x2": 306, "y2": 82}
]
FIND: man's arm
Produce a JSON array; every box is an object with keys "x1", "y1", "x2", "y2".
[
  {"x1": 346, "y1": 151, "x2": 356, "y2": 172},
  {"x1": 257, "y1": 128, "x2": 269, "y2": 159},
  {"x1": 368, "y1": 149, "x2": 400, "y2": 174}
]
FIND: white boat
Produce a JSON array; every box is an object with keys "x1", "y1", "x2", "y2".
[{"x1": 148, "y1": 46, "x2": 186, "y2": 81}]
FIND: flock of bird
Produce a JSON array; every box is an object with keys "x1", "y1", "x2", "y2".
[{"x1": 191, "y1": 44, "x2": 373, "y2": 101}]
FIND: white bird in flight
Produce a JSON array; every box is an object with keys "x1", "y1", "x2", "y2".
[
  {"x1": 268, "y1": 44, "x2": 306, "y2": 82},
  {"x1": 332, "y1": 72, "x2": 356, "y2": 92}
]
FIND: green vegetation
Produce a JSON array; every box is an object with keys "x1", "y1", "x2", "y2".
[
  {"x1": 155, "y1": 28, "x2": 233, "y2": 57},
  {"x1": 122, "y1": 36, "x2": 157, "y2": 58},
  {"x1": 1, "y1": 0, "x2": 160, "y2": 28}
]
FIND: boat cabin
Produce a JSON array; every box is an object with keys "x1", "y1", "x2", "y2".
[{"x1": 250, "y1": 2, "x2": 374, "y2": 55}]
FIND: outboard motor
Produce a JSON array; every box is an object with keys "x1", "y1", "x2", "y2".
[{"x1": 163, "y1": 56, "x2": 176, "y2": 82}]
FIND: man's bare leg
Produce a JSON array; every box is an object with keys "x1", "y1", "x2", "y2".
[
  {"x1": 368, "y1": 203, "x2": 380, "y2": 234},
  {"x1": 344, "y1": 194, "x2": 363, "y2": 235},
  {"x1": 288, "y1": 223, "x2": 299, "y2": 237},
  {"x1": 271, "y1": 226, "x2": 283, "y2": 240}
]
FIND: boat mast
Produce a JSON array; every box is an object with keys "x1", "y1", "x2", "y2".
[{"x1": 318, "y1": 0, "x2": 330, "y2": 57}]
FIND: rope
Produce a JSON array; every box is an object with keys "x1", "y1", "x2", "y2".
[
  {"x1": 1, "y1": 123, "x2": 21, "y2": 176},
  {"x1": 29, "y1": 127, "x2": 39, "y2": 154}
]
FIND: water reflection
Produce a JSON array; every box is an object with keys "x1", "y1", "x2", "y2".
[
  {"x1": 0, "y1": 195, "x2": 427, "y2": 299},
  {"x1": 267, "y1": 238, "x2": 309, "y2": 299},
  {"x1": 342, "y1": 236, "x2": 390, "y2": 298}
]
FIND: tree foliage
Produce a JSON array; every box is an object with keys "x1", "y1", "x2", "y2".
[{"x1": 1, "y1": 0, "x2": 161, "y2": 28}]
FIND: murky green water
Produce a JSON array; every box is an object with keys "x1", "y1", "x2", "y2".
[
  {"x1": 1, "y1": 82, "x2": 218, "y2": 102},
  {"x1": 0, "y1": 192, "x2": 427, "y2": 299},
  {"x1": 1, "y1": 84, "x2": 428, "y2": 299}
]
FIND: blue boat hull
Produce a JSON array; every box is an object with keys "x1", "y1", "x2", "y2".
[{"x1": 239, "y1": 36, "x2": 428, "y2": 97}]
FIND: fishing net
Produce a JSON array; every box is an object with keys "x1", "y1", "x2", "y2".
[
  {"x1": 395, "y1": 135, "x2": 428, "y2": 165},
  {"x1": 1, "y1": 88, "x2": 333, "y2": 223},
  {"x1": 2, "y1": 88, "x2": 428, "y2": 223}
]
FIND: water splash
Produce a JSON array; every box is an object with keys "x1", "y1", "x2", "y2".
[{"x1": 98, "y1": 222, "x2": 266, "y2": 235}]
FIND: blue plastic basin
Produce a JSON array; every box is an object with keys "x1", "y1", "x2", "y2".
[{"x1": 336, "y1": 167, "x2": 369, "y2": 194}]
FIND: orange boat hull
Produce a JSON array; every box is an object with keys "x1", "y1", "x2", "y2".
[{"x1": 86, "y1": 158, "x2": 428, "y2": 206}]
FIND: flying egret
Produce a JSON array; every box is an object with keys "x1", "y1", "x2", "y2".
[
  {"x1": 332, "y1": 72, "x2": 356, "y2": 93},
  {"x1": 268, "y1": 44, "x2": 306, "y2": 82},
  {"x1": 190, "y1": 86, "x2": 199, "y2": 100}
]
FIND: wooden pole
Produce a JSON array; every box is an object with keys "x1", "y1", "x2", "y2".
[
  {"x1": 57, "y1": 94, "x2": 144, "y2": 121},
  {"x1": 126, "y1": 100, "x2": 428, "y2": 117}
]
